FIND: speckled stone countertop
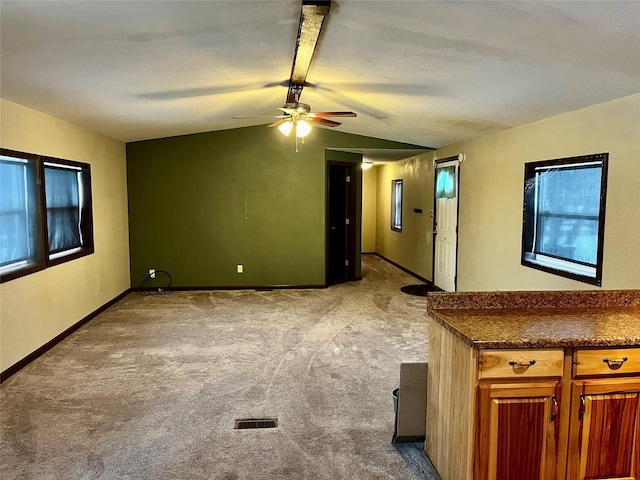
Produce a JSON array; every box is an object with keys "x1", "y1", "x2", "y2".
[{"x1": 427, "y1": 290, "x2": 640, "y2": 349}]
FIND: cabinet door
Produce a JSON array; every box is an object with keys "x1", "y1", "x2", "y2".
[
  {"x1": 476, "y1": 381, "x2": 561, "y2": 480},
  {"x1": 567, "y1": 379, "x2": 640, "y2": 480}
]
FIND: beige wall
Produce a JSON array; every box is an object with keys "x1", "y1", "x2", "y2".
[
  {"x1": 0, "y1": 99, "x2": 130, "y2": 372},
  {"x1": 361, "y1": 166, "x2": 378, "y2": 252},
  {"x1": 368, "y1": 94, "x2": 640, "y2": 291},
  {"x1": 446, "y1": 93, "x2": 639, "y2": 291},
  {"x1": 374, "y1": 155, "x2": 435, "y2": 281}
]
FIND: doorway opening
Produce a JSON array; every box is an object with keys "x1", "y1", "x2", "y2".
[{"x1": 326, "y1": 161, "x2": 357, "y2": 286}]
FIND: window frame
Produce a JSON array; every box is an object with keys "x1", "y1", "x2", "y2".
[
  {"x1": 391, "y1": 179, "x2": 403, "y2": 232},
  {"x1": 520, "y1": 153, "x2": 608, "y2": 286},
  {"x1": 0, "y1": 148, "x2": 94, "y2": 283},
  {"x1": 0, "y1": 150, "x2": 45, "y2": 279}
]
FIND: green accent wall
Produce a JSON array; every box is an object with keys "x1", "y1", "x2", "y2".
[{"x1": 126, "y1": 125, "x2": 421, "y2": 287}]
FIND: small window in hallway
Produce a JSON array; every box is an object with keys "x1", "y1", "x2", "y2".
[{"x1": 391, "y1": 179, "x2": 403, "y2": 231}]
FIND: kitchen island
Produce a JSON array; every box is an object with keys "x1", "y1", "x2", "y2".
[{"x1": 425, "y1": 290, "x2": 640, "y2": 480}]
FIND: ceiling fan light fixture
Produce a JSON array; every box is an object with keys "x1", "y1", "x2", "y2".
[
  {"x1": 278, "y1": 120, "x2": 294, "y2": 136},
  {"x1": 296, "y1": 120, "x2": 312, "y2": 138}
]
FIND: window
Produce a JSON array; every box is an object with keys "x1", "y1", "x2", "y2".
[
  {"x1": 0, "y1": 153, "x2": 43, "y2": 275},
  {"x1": 391, "y1": 179, "x2": 403, "y2": 231},
  {"x1": 435, "y1": 165, "x2": 456, "y2": 198},
  {"x1": 521, "y1": 153, "x2": 608, "y2": 286},
  {"x1": 0, "y1": 149, "x2": 93, "y2": 282}
]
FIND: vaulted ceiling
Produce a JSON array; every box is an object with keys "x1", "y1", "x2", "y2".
[{"x1": 1, "y1": 1, "x2": 638, "y2": 148}]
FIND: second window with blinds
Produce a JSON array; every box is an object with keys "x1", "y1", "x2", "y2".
[{"x1": 391, "y1": 179, "x2": 403, "y2": 231}]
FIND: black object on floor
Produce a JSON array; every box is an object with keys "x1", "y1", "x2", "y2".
[{"x1": 400, "y1": 284, "x2": 435, "y2": 296}]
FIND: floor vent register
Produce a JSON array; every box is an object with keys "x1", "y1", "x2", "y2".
[{"x1": 234, "y1": 418, "x2": 278, "y2": 430}]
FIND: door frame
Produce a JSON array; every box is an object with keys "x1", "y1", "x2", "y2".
[
  {"x1": 325, "y1": 161, "x2": 357, "y2": 286},
  {"x1": 432, "y1": 156, "x2": 461, "y2": 291}
]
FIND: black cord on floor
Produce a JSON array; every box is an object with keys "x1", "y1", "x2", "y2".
[{"x1": 138, "y1": 270, "x2": 172, "y2": 297}]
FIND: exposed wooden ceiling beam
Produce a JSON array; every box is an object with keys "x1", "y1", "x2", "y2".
[{"x1": 286, "y1": 0, "x2": 331, "y2": 103}]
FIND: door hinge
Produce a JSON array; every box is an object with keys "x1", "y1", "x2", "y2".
[
  {"x1": 345, "y1": 218, "x2": 350, "y2": 225},
  {"x1": 346, "y1": 175, "x2": 351, "y2": 183},
  {"x1": 345, "y1": 260, "x2": 349, "y2": 267}
]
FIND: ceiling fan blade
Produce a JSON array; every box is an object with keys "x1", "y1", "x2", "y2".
[
  {"x1": 232, "y1": 114, "x2": 281, "y2": 119},
  {"x1": 310, "y1": 117, "x2": 341, "y2": 127},
  {"x1": 234, "y1": 113, "x2": 290, "y2": 121},
  {"x1": 286, "y1": 1, "x2": 331, "y2": 103},
  {"x1": 268, "y1": 119, "x2": 291, "y2": 128},
  {"x1": 310, "y1": 111, "x2": 357, "y2": 118},
  {"x1": 137, "y1": 82, "x2": 278, "y2": 100}
]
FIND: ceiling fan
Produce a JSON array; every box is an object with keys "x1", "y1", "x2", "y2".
[{"x1": 239, "y1": 0, "x2": 357, "y2": 150}]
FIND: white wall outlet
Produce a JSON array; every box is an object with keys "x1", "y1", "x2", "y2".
[
  {"x1": 237, "y1": 264, "x2": 243, "y2": 274},
  {"x1": 149, "y1": 269, "x2": 156, "y2": 279}
]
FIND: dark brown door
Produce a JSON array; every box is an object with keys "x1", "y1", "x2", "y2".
[{"x1": 326, "y1": 162, "x2": 356, "y2": 286}]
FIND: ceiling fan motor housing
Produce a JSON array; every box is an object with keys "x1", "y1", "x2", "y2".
[{"x1": 283, "y1": 102, "x2": 311, "y2": 114}]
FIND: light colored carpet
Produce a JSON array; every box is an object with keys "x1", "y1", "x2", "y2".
[{"x1": 1, "y1": 255, "x2": 441, "y2": 479}]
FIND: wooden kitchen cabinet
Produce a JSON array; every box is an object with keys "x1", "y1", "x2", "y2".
[
  {"x1": 474, "y1": 348, "x2": 565, "y2": 479},
  {"x1": 424, "y1": 290, "x2": 640, "y2": 480},
  {"x1": 566, "y1": 347, "x2": 640, "y2": 480},
  {"x1": 429, "y1": 340, "x2": 640, "y2": 480},
  {"x1": 475, "y1": 381, "x2": 561, "y2": 480}
]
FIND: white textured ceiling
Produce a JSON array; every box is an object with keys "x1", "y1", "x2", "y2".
[{"x1": 1, "y1": 1, "x2": 639, "y2": 148}]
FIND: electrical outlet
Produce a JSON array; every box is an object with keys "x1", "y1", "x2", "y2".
[
  {"x1": 237, "y1": 264, "x2": 243, "y2": 274},
  {"x1": 149, "y1": 269, "x2": 156, "y2": 279}
]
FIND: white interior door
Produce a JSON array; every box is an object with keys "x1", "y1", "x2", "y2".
[{"x1": 434, "y1": 160, "x2": 459, "y2": 292}]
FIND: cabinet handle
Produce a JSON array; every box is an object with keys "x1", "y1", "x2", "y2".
[
  {"x1": 602, "y1": 357, "x2": 628, "y2": 368},
  {"x1": 579, "y1": 393, "x2": 586, "y2": 419},
  {"x1": 551, "y1": 395, "x2": 558, "y2": 421},
  {"x1": 508, "y1": 360, "x2": 536, "y2": 368}
]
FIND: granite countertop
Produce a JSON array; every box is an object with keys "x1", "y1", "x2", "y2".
[{"x1": 427, "y1": 290, "x2": 640, "y2": 349}]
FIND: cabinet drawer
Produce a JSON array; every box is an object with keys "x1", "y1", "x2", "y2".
[
  {"x1": 573, "y1": 347, "x2": 640, "y2": 377},
  {"x1": 478, "y1": 349, "x2": 564, "y2": 379}
]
